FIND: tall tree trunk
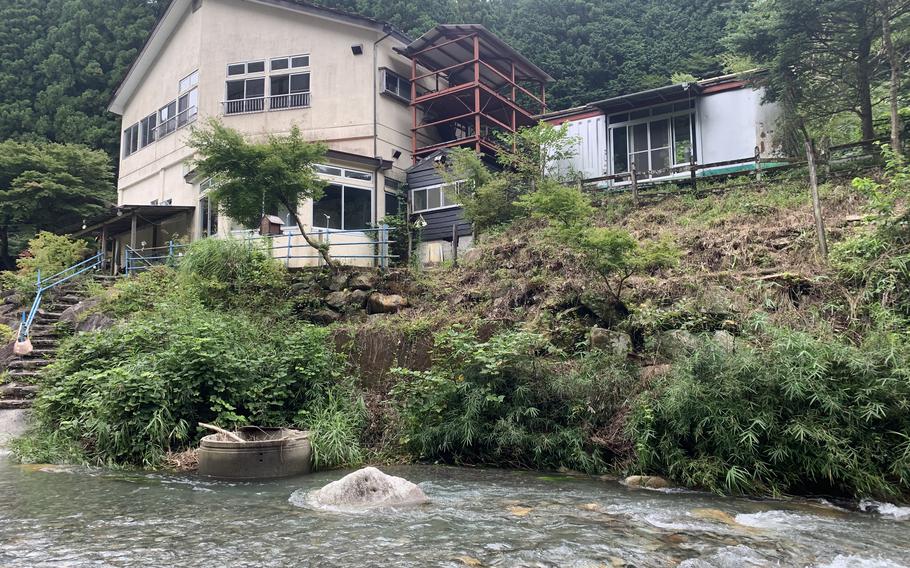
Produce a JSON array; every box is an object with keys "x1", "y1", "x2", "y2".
[
  {"x1": 278, "y1": 196, "x2": 336, "y2": 270},
  {"x1": 882, "y1": 5, "x2": 903, "y2": 157},
  {"x1": 0, "y1": 225, "x2": 13, "y2": 272},
  {"x1": 857, "y1": 34, "x2": 876, "y2": 143}
]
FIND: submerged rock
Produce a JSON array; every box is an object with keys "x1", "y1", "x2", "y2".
[
  {"x1": 306, "y1": 466, "x2": 428, "y2": 509},
  {"x1": 623, "y1": 475, "x2": 670, "y2": 490}
]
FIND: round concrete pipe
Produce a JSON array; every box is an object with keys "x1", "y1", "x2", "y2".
[{"x1": 198, "y1": 427, "x2": 312, "y2": 480}]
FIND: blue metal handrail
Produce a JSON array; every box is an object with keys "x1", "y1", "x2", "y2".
[{"x1": 17, "y1": 252, "x2": 103, "y2": 342}]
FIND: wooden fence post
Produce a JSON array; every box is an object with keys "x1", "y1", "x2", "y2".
[
  {"x1": 754, "y1": 145, "x2": 762, "y2": 184},
  {"x1": 689, "y1": 151, "x2": 697, "y2": 193},
  {"x1": 630, "y1": 165, "x2": 639, "y2": 206},
  {"x1": 451, "y1": 223, "x2": 458, "y2": 266},
  {"x1": 805, "y1": 139, "x2": 828, "y2": 260}
]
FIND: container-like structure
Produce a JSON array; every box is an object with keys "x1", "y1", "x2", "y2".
[
  {"x1": 198, "y1": 427, "x2": 311, "y2": 480},
  {"x1": 399, "y1": 24, "x2": 553, "y2": 160}
]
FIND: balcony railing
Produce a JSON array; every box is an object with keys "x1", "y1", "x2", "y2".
[
  {"x1": 269, "y1": 92, "x2": 310, "y2": 110},
  {"x1": 223, "y1": 92, "x2": 310, "y2": 115}
]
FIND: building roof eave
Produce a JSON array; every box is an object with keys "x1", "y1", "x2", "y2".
[{"x1": 108, "y1": 0, "x2": 412, "y2": 116}]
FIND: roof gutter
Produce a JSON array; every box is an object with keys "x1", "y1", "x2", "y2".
[{"x1": 373, "y1": 25, "x2": 394, "y2": 226}]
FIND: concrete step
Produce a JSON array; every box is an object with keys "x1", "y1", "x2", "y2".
[
  {"x1": 28, "y1": 325, "x2": 61, "y2": 335},
  {"x1": 30, "y1": 338, "x2": 59, "y2": 348},
  {"x1": 1, "y1": 384, "x2": 38, "y2": 399},
  {"x1": 22, "y1": 349, "x2": 55, "y2": 358},
  {"x1": 0, "y1": 399, "x2": 32, "y2": 410},
  {"x1": 7, "y1": 359, "x2": 50, "y2": 370},
  {"x1": 6, "y1": 370, "x2": 40, "y2": 380}
]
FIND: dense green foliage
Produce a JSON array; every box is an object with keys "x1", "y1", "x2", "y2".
[
  {"x1": 324, "y1": 0, "x2": 749, "y2": 108},
  {"x1": 14, "y1": 248, "x2": 363, "y2": 470},
  {"x1": 0, "y1": 232, "x2": 90, "y2": 294},
  {"x1": 177, "y1": 237, "x2": 290, "y2": 312},
  {"x1": 391, "y1": 328, "x2": 637, "y2": 473},
  {"x1": 628, "y1": 324, "x2": 910, "y2": 499},
  {"x1": 725, "y1": 0, "x2": 909, "y2": 146},
  {"x1": 0, "y1": 140, "x2": 114, "y2": 270},
  {"x1": 0, "y1": 0, "x2": 748, "y2": 160},
  {"x1": 0, "y1": 0, "x2": 168, "y2": 158}
]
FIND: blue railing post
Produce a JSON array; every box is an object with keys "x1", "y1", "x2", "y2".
[
  {"x1": 168, "y1": 240, "x2": 174, "y2": 260},
  {"x1": 285, "y1": 234, "x2": 292, "y2": 267}
]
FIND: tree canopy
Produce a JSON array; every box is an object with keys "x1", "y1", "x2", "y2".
[
  {"x1": 0, "y1": 140, "x2": 115, "y2": 270},
  {"x1": 187, "y1": 120, "x2": 335, "y2": 267}
]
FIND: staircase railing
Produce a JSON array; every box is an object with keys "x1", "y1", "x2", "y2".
[{"x1": 17, "y1": 252, "x2": 104, "y2": 342}]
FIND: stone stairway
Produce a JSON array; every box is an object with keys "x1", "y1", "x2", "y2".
[{"x1": 0, "y1": 289, "x2": 85, "y2": 411}]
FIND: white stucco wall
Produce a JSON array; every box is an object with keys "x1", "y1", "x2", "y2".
[
  {"x1": 695, "y1": 87, "x2": 781, "y2": 164},
  {"x1": 114, "y1": 0, "x2": 422, "y2": 244}
]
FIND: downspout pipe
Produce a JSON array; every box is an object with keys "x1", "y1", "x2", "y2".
[{"x1": 373, "y1": 26, "x2": 394, "y2": 229}]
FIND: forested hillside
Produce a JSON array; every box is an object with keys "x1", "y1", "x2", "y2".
[
  {"x1": 0, "y1": 0, "x2": 903, "y2": 161},
  {"x1": 0, "y1": 0, "x2": 743, "y2": 161}
]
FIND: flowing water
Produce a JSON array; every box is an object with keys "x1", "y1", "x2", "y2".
[{"x1": 0, "y1": 454, "x2": 907, "y2": 567}]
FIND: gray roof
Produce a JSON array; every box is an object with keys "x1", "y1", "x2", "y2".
[{"x1": 398, "y1": 24, "x2": 553, "y2": 85}]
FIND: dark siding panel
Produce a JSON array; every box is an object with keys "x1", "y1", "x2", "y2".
[
  {"x1": 415, "y1": 207, "x2": 472, "y2": 241},
  {"x1": 406, "y1": 167, "x2": 445, "y2": 189}
]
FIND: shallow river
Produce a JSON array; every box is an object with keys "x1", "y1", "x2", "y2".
[{"x1": 0, "y1": 454, "x2": 907, "y2": 567}]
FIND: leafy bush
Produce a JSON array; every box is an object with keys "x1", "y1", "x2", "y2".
[
  {"x1": 98, "y1": 266, "x2": 184, "y2": 320},
  {"x1": 391, "y1": 328, "x2": 637, "y2": 473},
  {"x1": 0, "y1": 323, "x2": 13, "y2": 344},
  {"x1": 628, "y1": 323, "x2": 910, "y2": 499},
  {"x1": 177, "y1": 237, "x2": 289, "y2": 312},
  {"x1": 1, "y1": 232, "x2": 90, "y2": 294},
  {"x1": 522, "y1": 182, "x2": 679, "y2": 302},
  {"x1": 14, "y1": 299, "x2": 359, "y2": 468},
  {"x1": 17, "y1": 231, "x2": 89, "y2": 280}
]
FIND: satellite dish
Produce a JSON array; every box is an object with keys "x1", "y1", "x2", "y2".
[{"x1": 414, "y1": 215, "x2": 428, "y2": 229}]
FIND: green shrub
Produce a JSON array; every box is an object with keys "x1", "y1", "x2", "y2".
[
  {"x1": 0, "y1": 323, "x2": 13, "y2": 344},
  {"x1": 391, "y1": 328, "x2": 637, "y2": 473},
  {"x1": 14, "y1": 299, "x2": 355, "y2": 468},
  {"x1": 17, "y1": 231, "x2": 89, "y2": 282},
  {"x1": 98, "y1": 266, "x2": 184, "y2": 320},
  {"x1": 628, "y1": 323, "x2": 910, "y2": 499},
  {"x1": 177, "y1": 237, "x2": 289, "y2": 312}
]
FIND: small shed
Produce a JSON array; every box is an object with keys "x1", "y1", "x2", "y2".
[{"x1": 260, "y1": 215, "x2": 285, "y2": 236}]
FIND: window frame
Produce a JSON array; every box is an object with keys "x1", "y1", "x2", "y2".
[
  {"x1": 226, "y1": 60, "x2": 265, "y2": 77},
  {"x1": 409, "y1": 181, "x2": 465, "y2": 214},
  {"x1": 607, "y1": 99, "x2": 698, "y2": 182},
  {"x1": 122, "y1": 123, "x2": 139, "y2": 158},
  {"x1": 380, "y1": 68, "x2": 410, "y2": 103},
  {"x1": 139, "y1": 112, "x2": 157, "y2": 148},
  {"x1": 311, "y1": 183, "x2": 374, "y2": 231}
]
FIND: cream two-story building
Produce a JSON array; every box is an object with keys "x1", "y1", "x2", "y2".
[{"x1": 87, "y1": 0, "x2": 434, "y2": 268}]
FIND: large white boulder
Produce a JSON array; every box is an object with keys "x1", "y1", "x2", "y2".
[{"x1": 306, "y1": 467, "x2": 428, "y2": 510}]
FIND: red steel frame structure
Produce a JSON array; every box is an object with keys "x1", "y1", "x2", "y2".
[{"x1": 399, "y1": 25, "x2": 553, "y2": 161}]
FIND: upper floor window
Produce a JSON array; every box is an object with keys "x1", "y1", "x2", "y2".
[
  {"x1": 122, "y1": 70, "x2": 199, "y2": 159},
  {"x1": 224, "y1": 55, "x2": 310, "y2": 115},
  {"x1": 228, "y1": 61, "x2": 264, "y2": 76},
  {"x1": 381, "y1": 68, "x2": 409, "y2": 103},
  {"x1": 179, "y1": 70, "x2": 199, "y2": 93},
  {"x1": 140, "y1": 112, "x2": 157, "y2": 148},
  {"x1": 122, "y1": 123, "x2": 139, "y2": 157}
]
